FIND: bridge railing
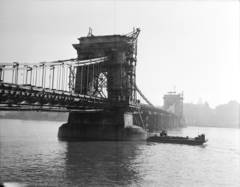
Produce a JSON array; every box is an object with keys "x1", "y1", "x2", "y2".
[
  {"x1": 0, "y1": 57, "x2": 108, "y2": 93},
  {"x1": 0, "y1": 57, "x2": 116, "y2": 111}
]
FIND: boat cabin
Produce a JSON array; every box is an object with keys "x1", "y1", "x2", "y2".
[{"x1": 160, "y1": 131, "x2": 167, "y2": 137}]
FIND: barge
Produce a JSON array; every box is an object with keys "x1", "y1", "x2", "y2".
[{"x1": 147, "y1": 131, "x2": 208, "y2": 145}]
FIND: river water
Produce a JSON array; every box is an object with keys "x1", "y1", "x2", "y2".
[{"x1": 0, "y1": 119, "x2": 239, "y2": 187}]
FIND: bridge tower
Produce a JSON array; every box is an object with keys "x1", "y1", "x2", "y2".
[
  {"x1": 163, "y1": 88, "x2": 184, "y2": 118},
  {"x1": 58, "y1": 29, "x2": 147, "y2": 141},
  {"x1": 72, "y1": 29, "x2": 138, "y2": 105}
]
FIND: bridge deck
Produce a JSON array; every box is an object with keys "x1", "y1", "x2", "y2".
[
  {"x1": 0, "y1": 82, "x2": 112, "y2": 110},
  {"x1": 0, "y1": 82, "x2": 143, "y2": 112},
  {"x1": 0, "y1": 82, "x2": 177, "y2": 118}
]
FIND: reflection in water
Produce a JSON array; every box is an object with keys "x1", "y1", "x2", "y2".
[{"x1": 62, "y1": 140, "x2": 146, "y2": 186}]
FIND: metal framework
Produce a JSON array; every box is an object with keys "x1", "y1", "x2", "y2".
[
  {"x1": 0, "y1": 57, "x2": 112, "y2": 110},
  {"x1": 0, "y1": 57, "x2": 108, "y2": 91},
  {"x1": 0, "y1": 82, "x2": 113, "y2": 111},
  {"x1": 0, "y1": 29, "x2": 175, "y2": 116},
  {"x1": 74, "y1": 59, "x2": 108, "y2": 98},
  {"x1": 123, "y1": 28, "x2": 141, "y2": 102}
]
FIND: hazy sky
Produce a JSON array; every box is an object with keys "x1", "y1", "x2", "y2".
[{"x1": 0, "y1": 0, "x2": 239, "y2": 108}]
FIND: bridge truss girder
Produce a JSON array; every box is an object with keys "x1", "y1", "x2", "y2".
[{"x1": 0, "y1": 83, "x2": 113, "y2": 111}]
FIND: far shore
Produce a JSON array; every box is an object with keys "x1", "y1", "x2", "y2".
[{"x1": 187, "y1": 123, "x2": 240, "y2": 129}]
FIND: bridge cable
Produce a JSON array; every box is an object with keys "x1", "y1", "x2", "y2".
[{"x1": 135, "y1": 84, "x2": 154, "y2": 107}]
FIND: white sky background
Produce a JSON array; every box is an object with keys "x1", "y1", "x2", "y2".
[{"x1": 0, "y1": 0, "x2": 239, "y2": 108}]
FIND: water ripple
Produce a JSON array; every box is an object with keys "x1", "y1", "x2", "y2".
[{"x1": 0, "y1": 120, "x2": 239, "y2": 186}]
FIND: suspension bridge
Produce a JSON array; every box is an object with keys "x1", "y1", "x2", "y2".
[{"x1": 0, "y1": 28, "x2": 183, "y2": 140}]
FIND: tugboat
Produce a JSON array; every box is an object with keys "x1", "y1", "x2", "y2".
[{"x1": 147, "y1": 131, "x2": 208, "y2": 145}]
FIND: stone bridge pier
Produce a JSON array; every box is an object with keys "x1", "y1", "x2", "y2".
[{"x1": 58, "y1": 108, "x2": 147, "y2": 141}]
